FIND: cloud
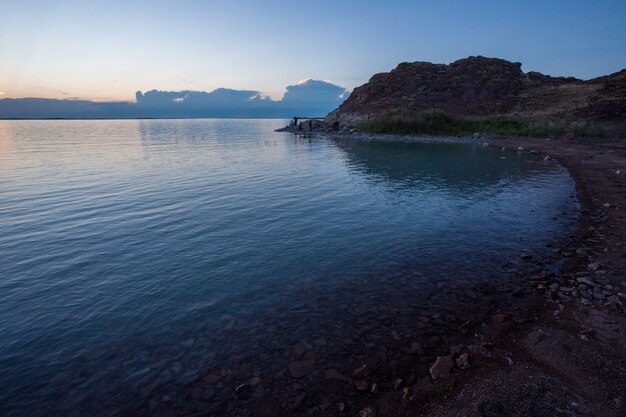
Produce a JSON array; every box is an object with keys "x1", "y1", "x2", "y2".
[
  {"x1": 131, "y1": 88, "x2": 272, "y2": 118},
  {"x1": 135, "y1": 90, "x2": 187, "y2": 106},
  {"x1": 0, "y1": 80, "x2": 350, "y2": 119},
  {"x1": 174, "y1": 88, "x2": 268, "y2": 108},
  {"x1": 282, "y1": 79, "x2": 350, "y2": 106}
]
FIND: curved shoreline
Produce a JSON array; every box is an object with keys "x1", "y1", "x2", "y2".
[
  {"x1": 303, "y1": 131, "x2": 626, "y2": 417},
  {"x1": 9, "y1": 129, "x2": 620, "y2": 417},
  {"x1": 62, "y1": 131, "x2": 624, "y2": 417}
]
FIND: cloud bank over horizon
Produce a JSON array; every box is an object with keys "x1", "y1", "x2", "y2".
[{"x1": 0, "y1": 79, "x2": 350, "y2": 119}]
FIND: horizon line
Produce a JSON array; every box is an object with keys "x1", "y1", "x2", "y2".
[{"x1": 0, "y1": 116, "x2": 315, "y2": 121}]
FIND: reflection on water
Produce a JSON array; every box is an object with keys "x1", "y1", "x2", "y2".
[
  {"x1": 335, "y1": 139, "x2": 547, "y2": 192},
  {"x1": 0, "y1": 119, "x2": 577, "y2": 416}
]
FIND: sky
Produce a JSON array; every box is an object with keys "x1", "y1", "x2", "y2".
[{"x1": 1, "y1": 0, "x2": 625, "y2": 103}]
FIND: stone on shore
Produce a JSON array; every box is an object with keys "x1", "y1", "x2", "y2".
[
  {"x1": 456, "y1": 353, "x2": 470, "y2": 369},
  {"x1": 429, "y1": 355, "x2": 454, "y2": 380},
  {"x1": 357, "y1": 406, "x2": 376, "y2": 417}
]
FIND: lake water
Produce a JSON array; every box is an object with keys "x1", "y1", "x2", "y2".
[{"x1": 0, "y1": 119, "x2": 577, "y2": 416}]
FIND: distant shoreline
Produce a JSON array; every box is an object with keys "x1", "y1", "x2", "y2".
[{"x1": 0, "y1": 116, "x2": 293, "y2": 121}]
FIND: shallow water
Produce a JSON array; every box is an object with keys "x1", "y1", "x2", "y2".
[{"x1": 0, "y1": 119, "x2": 577, "y2": 415}]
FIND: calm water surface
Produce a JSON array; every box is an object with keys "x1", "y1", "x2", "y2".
[{"x1": 0, "y1": 119, "x2": 577, "y2": 415}]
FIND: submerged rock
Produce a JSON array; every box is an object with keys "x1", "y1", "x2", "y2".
[
  {"x1": 324, "y1": 369, "x2": 351, "y2": 382},
  {"x1": 288, "y1": 360, "x2": 315, "y2": 378}
]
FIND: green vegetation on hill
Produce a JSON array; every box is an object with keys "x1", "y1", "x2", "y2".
[{"x1": 357, "y1": 109, "x2": 605, "y2": 138}]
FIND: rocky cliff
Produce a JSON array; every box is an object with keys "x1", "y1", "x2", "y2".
[{"x1": 326, "y1": 56, "x2": 626, "y2": 133}]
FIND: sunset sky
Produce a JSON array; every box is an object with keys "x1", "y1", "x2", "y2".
[{"x1": 1, "y1": 0, "x2": 625, "y2": 102}]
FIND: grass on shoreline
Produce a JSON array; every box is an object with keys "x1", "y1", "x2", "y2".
[{"x1": 357, "y1": 109, "x2": 606, "y2": 138}]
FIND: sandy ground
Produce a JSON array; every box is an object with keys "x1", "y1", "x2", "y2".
[{"x1": 297, "y1": 133, "x2": 626, "y2": 417}]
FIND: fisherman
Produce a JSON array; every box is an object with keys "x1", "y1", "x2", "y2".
[
  {"x1": 332, "y1": 121, "x2": 339, "y2": 131},
  {"x1": 308, "y1": 119, "x2": 313, "y2": 131},
  {"x1": 293, "y1": 117, "x2": 298, "y2": 127}
]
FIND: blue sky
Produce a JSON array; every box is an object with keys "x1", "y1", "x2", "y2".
[{"x1": 1, "y1": 0, "x2": 625, "y2": 101}]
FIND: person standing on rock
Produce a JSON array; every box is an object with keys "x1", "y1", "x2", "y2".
[{"x1": 308, "y1": 119, "x2": 313, "y2": 132}]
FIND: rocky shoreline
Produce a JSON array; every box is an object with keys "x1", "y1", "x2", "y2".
[
  {"x1": 144, "y1": 131, "x2": 624, "y2": 417},
  {"x1": 46, "y1": 130, "x2": 623, "y2": 417},
  {"x1": 158, "y1": 130, "x2": 623, "y2": 417},
  {"x1": 293, "y1": 131, "x2": 625, "y2": 417}
]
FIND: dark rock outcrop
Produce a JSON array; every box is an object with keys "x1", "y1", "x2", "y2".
[{"x1": 326, "y1": 56, "x2": 626, "y2": 133}]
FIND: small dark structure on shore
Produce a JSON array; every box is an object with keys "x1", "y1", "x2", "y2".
[{"x1": 281, "y1": 116, "x2": 326, "y2": 133}]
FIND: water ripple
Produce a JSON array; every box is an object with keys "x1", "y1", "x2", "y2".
[{"x1": 0, "y1": 119, "x2": 577, "y2": 415}]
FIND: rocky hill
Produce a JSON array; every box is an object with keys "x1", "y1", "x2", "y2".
[{"x1": 326, "y1": 56, "x2": 626, "y2": 134}]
